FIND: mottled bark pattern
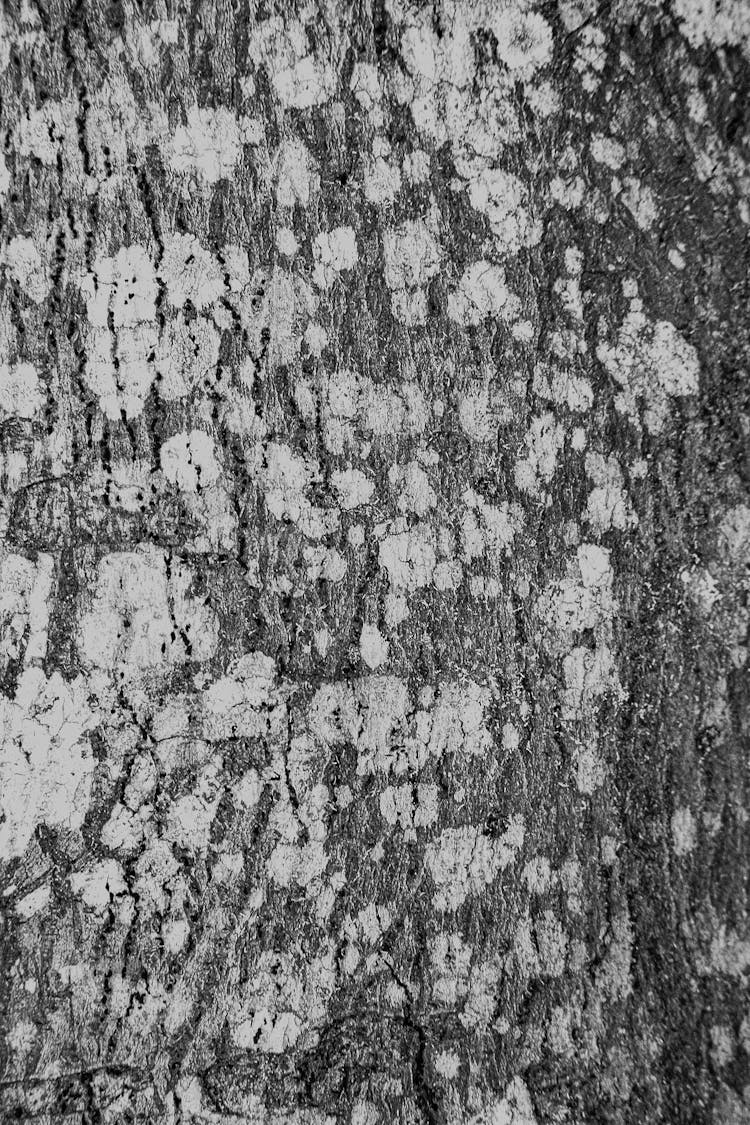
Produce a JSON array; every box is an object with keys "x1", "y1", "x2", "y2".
[{"x1": 0, "y1": 1, "x2": 749, "y2": 1123}]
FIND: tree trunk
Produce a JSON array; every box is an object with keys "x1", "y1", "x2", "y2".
[{"x1": 0, "y1": 1, "x2": 748, "y2": 1122}]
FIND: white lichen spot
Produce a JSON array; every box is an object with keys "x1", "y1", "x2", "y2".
[
  {"x1": 155, "y1": 314, "x2": 220, "y2": 401},
  {"x1": 165, "y1": 767, "x2": 223, "y2": 854},
  {"x1": 563, "y1": 643, "x2": 619, "y2": 720},
  {"x1": 461, "y1": 489, "x2": 524, "y2": 568},
  {"x1": 456, "y1": 379, "x2": 510, "y2": 443},
  {"x1": 464, "y1": 167, "x2": 541, "y2": 257},
  {"x1": 491, "y1": 9, "x2": 553, "y2": 78},
  {"x1": 597, "y1": 300, "x2": 700, "y2": 432},
  {"x1": 304, "y1": 545, "x2": 347, "y2": 584},
  {"x1": 364, "y1": 142, "x2": 403, "y2": 205},
  {"x1": 585, "y1": 452, "x2": 636, "y2": 533},
  {"x1": 709, "y1": 927, "x2": 750, "y2": 977},
  {"x1": 276, "y1": 227, "x2": 299, "y2": 257},
  {"x1": 484, "y1": 1077, "x2": 538, "y2": 1125},
  {"x1": 77, "y1": 244, "x2": 160, "y2": 418},
  {"x1": 16, "y1": 98, "x2": 71, "y2": 165},
  {"x1": 83, "y1": 247, "x2": 156, "y2": 327},
  {"x1": 523, "y1": 856, "x2": 552, "y2": 894},
  {"x1": 170, "y1": 105, "x2": 242, "y2": 183},
  {"x1": 403, "y1": 149, "x2": 430, "y2": 183},
  {"x1": 275, "y1": 138, "x2": 319, "y2": 208},
  {"x1": 70, "y1": 859, "x2": 127, "y2": 913},
  {"x1": 379, "y1": 524, "x2": 436, "y2": 591},
  {"x1": 160, "y1": 429, "x2": 221, "y2": 493},
  {"x1": 382, "y1": 219, "x2": 441, "y2": 326},
  {"x1": 266, "y1": 839, "x2": 328, "y2": 890},
  {"x1": 536, "y1": 910, "x2": 568, "y2": 976},
  {"x1": 434, "y1": 1049, "x2": 460, "y2": 1079},
  {"x1": 202, "y1": 653, "x2": 281, "y2": 741},
  {"x1": 448, "y1": 261, "x2": 518, "y2": 327},
  {"x1": 710, "y1": 1025, "x2": 735, "y2": 1069},
  {"x1": 304, "y1": 323, "x2": 328, "y2": 358},
  {"x1": 680, "y1": 566, "x2": 720, "y2": 614},
  {"x1": 673, "y1": 0, "x2": 750, "y2": 53},
  {"x1": 351, "y1": 1100, "x2": 380, "y2": 1125},
  {"x1": 622, "y1": 177, "x2": 658, "y2": 230},
  {"x1": 719, "y1": 504, "x2": 750, "y2": 568},
  {"x1": 312, "y1": 226, "x2": 359, "y2": 289},
  {"x1": 16, "y1": 884, "x2": 52, "y2": 920},
  {"x1": 380, "y1": 782, "x2": 438, "y2": 833},
  {"x1": 78, "y1": 545, "x2": 217, "y2": 672},
  {"x1": 425, "y1": 818, "x2": 525, "y2": 911},
  {"x1": 0, "y1": 362, "x2": 43, "y2": 420},
  {"x1": 590, "y1": 134, "x2": 627, "y2": 170},
  {"x1": 574, "y1": 741, "x2": 606, "y2": 794},
  {"x1": 360, "y1": 624, "x2": 390, "y2": 670},
  {"x1": 332, "y1": 468, "x2": 375, "y2": 510},
  {"x1": 502, "y1": 722, "x2": 520, "y2": 752},
  {"x1": 2, "y1": 236, "x2": 50, "y2": 303},
  {"x1": 514, "y1": 413, "x2": 565, "y2": 496},
  {"x1": 671, "y1": 806, "x2": 697, "y2": 856},
  {"x1": 669, "y1": 246, "x2": 686, "y2": 270},
  {"x1": 0, "y1": 669, "x2": 95, "y2": 859},
  {"x1": 249, "y1": 18, "x2": 336, "y2": 109},
  {"x1": 533, "y1": 366, "x2": 593, "y2": 412},
  {"x1": 263, "y1": 442, "x2": 318, "y2": 526},
  {"x1": 389, "y1": 460, "x2": 436, "y2": 516},
  {"x1": 537, "y1": 543, "x2": 615, "y2": 648},
  {"x1": 160, "y1": 233, "x2": 224, "y2": 310},
  {"x1": 351, "y1": 62, "x2": 383, "y2": 124},
  {"x1": 460, "y1": 956, "x2": 503, "y2": 1032},
  {"x1": 385, "y1": 591, "x2": 409, "y2": 627}
]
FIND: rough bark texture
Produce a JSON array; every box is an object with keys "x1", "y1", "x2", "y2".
[{"x1": 0, "y1": 0, "x2": 749, "y2": 1122}]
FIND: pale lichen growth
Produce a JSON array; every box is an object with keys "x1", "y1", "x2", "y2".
[
  {"x1": 425, "y1": 818, "x2": 525, "y2": 911},
  {"x1": 463, "y1": 166, "x2": 541, "y2": 257},
  {"x1": 461, "y1": 489, "x2": 525, "y2": 570},
  {"x1": 312, "y1": 226, "x2": 359, "y2": 289},
  {"x1": 671, "y1": 806, "x2": 697, "y2": 856},
  {"x1": 597, "y1": 297, "x2": 700, "y2": 432},
  {"x1": 585, "y1": 453, "x2": 636, "y2": 534},
  {"x1": 249, "y1": 17, "x2": 337, "y2": 110},
  {"x1": 2, "y1": 236, "x2": 50, "y2": 303},
  {"x1": 380, "y1": 782, "x2": 438, "y2": 834},
  {"x1": 574, "y1": 741, "x2": 606, "y2": 795},
  {"x1": 514, "y1": 413, "x2": 565, "y2": 496},
  {"x1": 0, "y1": 362, "x2": 43, "y2": 420},
  {"x1": 78, "y1": 545, "x2": 217, "y2": 672},
  {"x1": 77, "y1": 244, "x2": 160, "y2": 419},
  {"x1": 673, "y1": 0, "x2": 750, "y2": 52},
  {"x1": 360, "y1": 624, "x2": 390, "y2": 670},
  {"x1": 378, "y1": 523, "x2": 437, "y2": 591},
  {"x1": 70, "y1": 858, "x2": 127, "y2": 913},
  {"x1": 448, "y1": 261, "x2": 518, "y2": 327},
  {"x1": 382, "y1": 218, "x2": 441, "y2": 326},
  {"x1": 160, "y1": 233, "x2": 225, "y2": 311},
  {"x1": 170, "y1": 105, "x2": 243, "y2": 183},
  {"x1": 0, "y1": 670, "x2": 95, "y2": 859},
  {"x1": 160, "y1": 430, "x2": 221, "y2": 493}
]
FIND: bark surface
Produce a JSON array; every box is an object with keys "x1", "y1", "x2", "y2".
[{"x1": 0, "y1": 1, "x2": 749, "y2": 1123}]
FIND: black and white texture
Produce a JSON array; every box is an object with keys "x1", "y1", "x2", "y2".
[{"x1": 1, "y1": 1, "x2": 749, "y2": 1121}]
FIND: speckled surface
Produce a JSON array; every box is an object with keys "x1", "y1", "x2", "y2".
[{"x1": 0, "y1": 1, "x2": 749, "y2": 1122}]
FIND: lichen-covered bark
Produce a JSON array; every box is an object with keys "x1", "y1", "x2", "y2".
[{"x1": 0, "y1": 0, "x2": 749, "y2": 1122}]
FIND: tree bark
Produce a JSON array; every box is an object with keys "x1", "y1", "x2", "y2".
[{"x1": 0, "y1": 1, "x2": 749, "y2": 1123}]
